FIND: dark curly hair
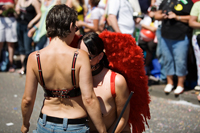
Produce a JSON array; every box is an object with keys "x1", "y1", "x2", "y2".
[
  {"x1": 83, "y1": 32, "x2": 109, "y2": 68},
  {"x1": 90, "y1": 0, "x2": 100, "y2": 7},
  {"x1": 46, "y1": 4, "x2": 78, "y2": 39}
]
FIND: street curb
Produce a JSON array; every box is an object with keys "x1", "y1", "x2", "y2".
[{"x1": 149, "y1": 85, "x2": 200, "y2": 105}]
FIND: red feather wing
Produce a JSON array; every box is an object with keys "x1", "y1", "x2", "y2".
[{"x1": 99, "y1": 31, "x2": 151, "y2": 133}]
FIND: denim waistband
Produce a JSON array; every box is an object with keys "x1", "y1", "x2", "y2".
[{"x1": 39, "y1": 112, "x2": 88, "y2": 124}]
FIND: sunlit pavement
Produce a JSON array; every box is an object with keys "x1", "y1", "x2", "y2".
[{"x1": 0, "y1": 72, "x2": 200, "y2": 133}]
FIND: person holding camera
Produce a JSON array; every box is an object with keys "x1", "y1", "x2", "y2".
[
  {"x1": 189, "y1": 1, "x2": 200, "y2": 100},
  {"x1": 154, "y1": 0, "x2": 193, "y2": 95}
]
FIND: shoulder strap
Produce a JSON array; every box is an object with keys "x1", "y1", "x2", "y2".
[
  {"x1": 36, "y1": 51, "x2": 46, "y2": 88},
  {"x1": 71, "y1": 49, "x2": 79, "y2": 86},
  {"x1": 110, "y1": 71, "x2": 117, "y2": 97}
]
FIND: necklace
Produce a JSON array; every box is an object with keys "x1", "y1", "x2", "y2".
[{"x1": 92, "y1": 63, "x2": 103, "y2": 76}]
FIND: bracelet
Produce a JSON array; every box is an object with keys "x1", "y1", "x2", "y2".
[
  {"x1": 33, "y1": 25, "x2": 38, "y2": 30},
  {"x1": 178, "y1": 16, "x2": 181, "y2": 21}
]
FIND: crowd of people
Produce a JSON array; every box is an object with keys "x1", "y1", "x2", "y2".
[
  {"x1": 0, "y1": 0, "x2": 200, "y2": 132},
  {"x1": 19, "y1": 2, "x2": 151, "y2": 133}
]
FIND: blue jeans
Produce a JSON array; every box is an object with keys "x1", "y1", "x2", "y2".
[
  {"x1": 156, "y1": 25, "x2": 166, "y2": 80},
  {"x1": 17, "y1": 22, "x2": 33, "y2": 55},
  {"x1": 161, "y1": 35, "x2": 189, "y2": 76},
  {"x1": 33, "y1": 115, "x2": 90, "y2": 133}
]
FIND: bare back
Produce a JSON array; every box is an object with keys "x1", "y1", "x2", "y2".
[{"x1": 31, "y1": 40, "x2": 88, "y2": 119}]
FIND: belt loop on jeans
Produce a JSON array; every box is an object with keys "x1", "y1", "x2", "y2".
[
  {"x1": 42, "y1": 114, "x2": 47, "y2": 126},
  {"x1": 63, "y1": 118, "x2": 68, "y2": 131}
]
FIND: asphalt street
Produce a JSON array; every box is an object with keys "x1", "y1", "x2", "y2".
[{"x1": 0, "y1": 71, "x2": 200, "y2": 133}]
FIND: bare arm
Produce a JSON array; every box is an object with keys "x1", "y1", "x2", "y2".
[
  {"x1": 151, "y1": 0, "x2": 156, "y2": 5},
  {"x1": 15, "y1": 0, "x2": 20, "y2": 14},
  {"x1": 27, "y1": 0, "x2": 41, "y2": 29},
  {"x1": 155, "y1": 10, "x2": 190, "y2": 23},
  {"x1": 21, "y1": 52, "x2": 38, "y2": 133},
  {"x1": 108, "y1": 74, "x2": 130, "y2": 133},
  {"x1": 0, "y1": 3, "x2": 14, "y2": 15},
  {"x1": 168, "y1": 11, "x2": 190, "y2": 23},
  {"x1": 27, "y1": 22, "x2": 40, "y2": 37},
  {"x1": 55, "y1": 0, "x2": 61, "y2": 5},
  {"x1": 77, "y1": 19, "x2": 99, "y2": 32},
  {"x1": 65, "y1": 0, "x2": 72, "y2": 7},
  {"x1": 141, "y1": 24, "x2": 157, "y2": 32},
  {"x1": 107, "y1": 14, "x2": 121, "y2": 33},
  {"x1": 189, "y1": 16, "x2": 200, "y2": 29},
  {"x1": 78, "y1": 50, "x2": 107, "y2": 133},
  {"x1": 3, "y1": 4, "x2": 14, "y2": 10},
  {"x1": 154, "y1": 10, "x2": 168, "y2": 21}
]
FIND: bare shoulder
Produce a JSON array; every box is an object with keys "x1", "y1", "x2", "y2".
[
  {"x1": 114, "y1": 72, "x2": 128, "y2": 94},
  {"x1": 75, "y1": 49, "x2": 90, "y2": 67},
  {"x1": 27, "y1": 51, "x2": 38, "y2": 69},
  {"x1": 115, "y1": 73, "x2": 127, "y2": 88},
  {"x1": 28, "y1": 51, "x2": 37, "y2": 61},
  {"x1": 77, "y1": 49, "x2": 89, "y2": 60},
  {"x1": 78, "y1": 49, "x2": 87, "y2": 55}
]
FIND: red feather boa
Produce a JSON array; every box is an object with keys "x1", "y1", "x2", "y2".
[{"x1": 99, "y1": 31, "x2": 151, "y2": 133}]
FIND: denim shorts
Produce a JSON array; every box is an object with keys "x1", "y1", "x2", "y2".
[
  {"x1": 33, "y1": 115, "x2": 90, "y2": 133},
  {"x1": 160, "y1": 35, "x2": 189, "y2": 76},
  {"x1": 0, "y1": 17, "x2": 17, "y2": 42}
]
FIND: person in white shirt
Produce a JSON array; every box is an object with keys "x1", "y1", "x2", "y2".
[
  {"x1": 77, "y1": 0, "x2": 102, "y2": 34},
  {"x1": 107, "y1": 0, "x2": 135, "y2": 35}
]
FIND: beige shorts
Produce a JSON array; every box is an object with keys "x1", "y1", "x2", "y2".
[{"x1": 0, "y1": 17, "x2": 17, "y2": 43}]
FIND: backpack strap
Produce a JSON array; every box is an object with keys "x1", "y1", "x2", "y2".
[
  {"x1": 71, "y1": 49, "x2": 79, "y2": 86},
  {"x1": 110, "y1": 71, "x2": 117, "y2": 97}
]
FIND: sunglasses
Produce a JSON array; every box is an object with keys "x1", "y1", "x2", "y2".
[{"x1": 75, "y1": 25, "x2": 79, "y2": 32}]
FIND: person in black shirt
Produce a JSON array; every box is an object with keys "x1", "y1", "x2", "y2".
[
  {"x1": 15, "y1": 0, "x2": 41, "y2": 74},
  {"x1": 154, "y1": 0, "x2": 193, "y2": 94}
]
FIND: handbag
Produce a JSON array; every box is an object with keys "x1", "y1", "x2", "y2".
[{"x1": 104, "y1": 22, "x2": 115, "y2": 32}]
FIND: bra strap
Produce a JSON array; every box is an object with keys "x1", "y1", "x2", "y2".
[
  {"x1": 110, "y1": 71, "x2": 117, "y2": 97},
  {"x1": 71, "y1": 49, "x2": 79, "y2": 86},
  {"x1": 36, "y1": 51, "x2": 46, "y2": 88}
]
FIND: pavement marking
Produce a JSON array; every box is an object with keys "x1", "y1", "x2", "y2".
[
  {"x1": 6, "y1": 123, "x2": 14, "y2": 126},
  {"x1": 168, "y1": 100, "x2": 200, "y2": 108}
]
